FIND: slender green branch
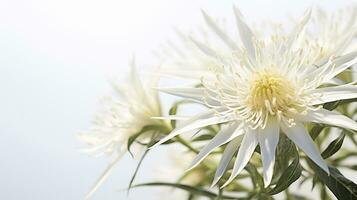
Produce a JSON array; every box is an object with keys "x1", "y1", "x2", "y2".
[{"x1": 176, "y1": 136, "x2": 200, "y2": 154}]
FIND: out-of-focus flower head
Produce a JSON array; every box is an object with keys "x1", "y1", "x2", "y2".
[
  {"x1": 79, "y1": 59, "x2": 164, "y2": 199},
  {"x1": 306, "y1": 6, "x2": 357, "y2": 65}
]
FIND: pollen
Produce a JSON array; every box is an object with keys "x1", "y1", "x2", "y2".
[{"x1": 248, "y1": 71, "x2": 295, "y2": 115}]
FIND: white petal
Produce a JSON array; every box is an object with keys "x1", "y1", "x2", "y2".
[
  {"x1": 188, "y1": 123, "x2": 244, "y2": 170},
  {"x1": 151, "y1": 115, "x2": 189, "y2": 120},
  {"x1": 85, "y1": 152, "x2": 125, "y2": 199},
  {"x1": 332, "y1": 26, "x2": 357, "y2": 56},
  {"x1": 286, "y1": 8, "x2": 311, "y2": 51},
  {"x1": 281, "y1": 122, "x2": 329, "y2": 174},
  {"x1": 222, "y1": 129, "x2": 258, "y2": 188},
  {"x1": 190, "y1": 36, "x2": 219, "y2": 59},
  {"x1": 310, "y1": 84, "x2": 357, "y2": 105},
  {"x1": 327, "y1": 78, "x2": 345, "y2": 85},
  {"x1": 322, "y1": 51, "x2": 357, "y2": 83},
  {"x1": 211, "y1": 136, "x2": 243, "y2": 187},
  {"x1": 150, "y1": 69, "x2": 212, "y2": 80},
  {"x1": 157, "y1": 87, "x2": 205, "y2": 103},
  {"x1": 151, "y1": 110, "x2": 233, "y2": 148},
  {"x1": 299, "y1": 108, "x2": 357, "y2": 131},
  {"x1": 201, "y1": 10, "x2": 239, "y2": 50},
  {"x1": 334, "y1": 50, "x2": 357, "y2": 67},
  {"x1": 258, "y1": 120, "x2": 279, "y2": 187},
  {"x1": 303, "y1": 51, "x2": 357, "y2": 84},
  {"x1": 233, "y1": 6, "x2": 255, "y2": 59},
  {"x1": 129, "y1": 58, "x2": 145, "y2": 95}
]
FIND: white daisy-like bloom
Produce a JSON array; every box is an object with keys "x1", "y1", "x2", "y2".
[
  {"x1": 152, "y1": 7, "x2": 357, "y2": 188},
  {"x1": 79, "y1": 60, "x2": 164, "y2": 198},
  {"x1": 304, "y1": 6, "x2": 357, "y2": 66},
  {"x1": 156, "y1": 6, "x2": 357, "y2": 84},
  {"x1": 154, "y1": 12, "x2": 242, "y2": 81}
]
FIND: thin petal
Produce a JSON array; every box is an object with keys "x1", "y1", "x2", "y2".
[
  {"x1": 281, "y1": 122, "x2": 329, "y2": 174},
  {"x1": 310, "y1": 84, "x2": 357, "y2": 105},
  {"x1": 233, "y1": 6, "x2": 255, "y2": 59},
  {"x1": 201, "y1": 10, "x2": 239, "y2": 50},
  {"x1": 151, "y1": 115, "x2": 189, "y2": 120},
  {"x1": 211, "y1": 136, "x2": 243, "y2": 187},
  {"x1": 286, "y1": 8, "x2": 311, "y2": 51},
  {"x1": 190, "y1": 36, "x2": 219, "y2": 59},
  {"x1": 151, "y1": 69, "x2": 212, "y2": 80},
  {"x1": 188, "y1": 123, "x2": 244, "y2": 170},
  {"x1": 85, "y1": 152, "x2": 125, "y2": 199},
  {"x1": 327, "y1": 78, "x2": 344, "y2": 85},
  {"x1": 129, "y1": 58, "x2": 145, "y2": 96},
  {"x1": 222, "y1": 129, "x2": 258, "y2": 188},
  {"x1": 322, "y1": 52, "x2": 357, "y2": 83},
  {"x1": 258, "y1": 119, "x2": 279, "y2": 187},
  {"x1": 303, "y1": 51, "x2": 357, "y2": 83},
  {"x1": 299, "y1": 108, "x2": 357, "y2": 131},
  {"x1": 151, "y1": 110, "x2": 233, "y2": 148},
  {"x1": 157, "y1": 87, "x2": 205, "y2": 103},
  {"x1": 334, "y1": 50, "x2": 357, "y2": 67},
  {"x1": 332, "y1": 26, "x2": 357, "y2": 56}
]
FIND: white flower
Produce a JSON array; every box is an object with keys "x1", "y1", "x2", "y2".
[
  {"x1": 152, "y1": 7, "x2": 357, "y2": 188},
  {"x1": 79, "y1": 60, "x2": 163, "y2": 198},
  {"x1": 154, "y1": 11, "x2": 242, "y2": 81},
  {"x1": 156, "y1": 6, "x2": 357, "y2": 84},
  {"x1": 306, "y1": 6, "x2": 357, "y2": 65}
]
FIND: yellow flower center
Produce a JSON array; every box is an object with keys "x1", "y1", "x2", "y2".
[{"x1": 248, "y1": 71, "x2": 294, "y2": 115}]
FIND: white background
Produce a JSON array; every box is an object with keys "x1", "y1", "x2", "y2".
[{"x1": 0, "y1": 0, "x2": 356, "y2": 199}]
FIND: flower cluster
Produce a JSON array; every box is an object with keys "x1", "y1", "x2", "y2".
[{"x1": 79, "y1": 5, "x2": 357, "y2": 200}]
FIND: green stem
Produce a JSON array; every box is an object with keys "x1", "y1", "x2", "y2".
[{"x1": 176, "y1": 136, "x2": 200, "y2": 154}]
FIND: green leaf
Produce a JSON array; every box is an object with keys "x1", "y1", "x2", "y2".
[
  {"x1": 169, "y1": 103, "x2": 179, "y2": 128},
  {"x1": 169, "y1": 100, "x2": 190, "y2": 129},
  {"x1": 322, "y1": 98, "x2": 357, "y2": 111},
  {"x1": 127, "y1": 150, "x2": 149, "y2": 193},
  {"x1": 321, "y1": 133, "x2": 345, "y2": 159},
  {"x1": 245, "y1": 163, "x2": 264, "y2": 190},
  {"x1": 127, "y1": 124, "x2": 165, "y2": 156},
  {"x1": 127, "y1": 132, "x2": 143, "y2": 157},
  {"x1": 274, "y1": 134, "x2": 295, "y2": 182},
  {"x1": 131, "y1": 182, "x2": 238, "y2": 199},
  {"x1": 127, "y1": 133, "x2": 160, "y2": 193},
  {"x1": 310, "y1": 125, "x2": 325, "y2": 140},
  {"x1": 192, "y1": 134, "x2": 214, "y2": 142},
  {"x1": 307, "y1": 160, "x2": 357, "y2": 200},
  {"x1": 323, "y1": 100, "x2": 341, "y2": 110},
  {"x1": 268, "y1": 156, "x2": 302, "y2": 195},
  {"x1": 311, "y1": 175, "x2": 318, "y2": 190}
]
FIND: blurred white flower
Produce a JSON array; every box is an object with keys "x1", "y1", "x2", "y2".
[
  {"x1": 155, "y1": 6, "x2": 357, "y2": 85},
  {"x1": 153, "y1": 12, "x2": 241, "y2": 81},
  {"x1": 79, "y1": 60, "x2": 164, "y2": 199},
  {"x1": 306, "y1": 6, "x2": 357, "y2": 65},
  {"x1": 153, "y1": 7, "x2": 357, "y2": 188}
]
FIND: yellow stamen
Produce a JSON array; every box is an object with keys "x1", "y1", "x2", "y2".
[{"x1": 248, "y1": 71, "x2": 295, "y2": 115}]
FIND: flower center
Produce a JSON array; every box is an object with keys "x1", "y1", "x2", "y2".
[{"x1": 248, "y1": 71, "x2": 294, "y2": 115}]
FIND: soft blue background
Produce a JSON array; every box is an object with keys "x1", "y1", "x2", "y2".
[{"x1": 0, "y1": 0, "x2": 355, "y2": 199}]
